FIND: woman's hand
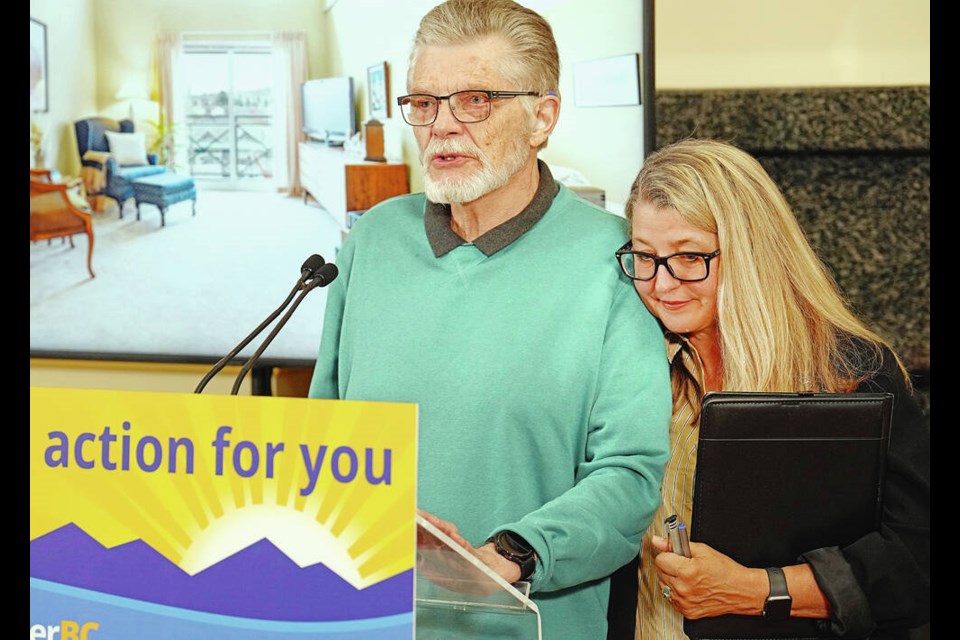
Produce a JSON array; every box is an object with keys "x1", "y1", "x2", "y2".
[{"x1": 652, "y1": 534, "x2": 768, "y2": 619}]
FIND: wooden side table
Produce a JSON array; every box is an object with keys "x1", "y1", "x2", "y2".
[{"x1": 298, "y1": 142, "x2": 409, "y2": 229}]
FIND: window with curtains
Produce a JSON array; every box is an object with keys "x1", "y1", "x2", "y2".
[{"x1": 181, "y1": 40, "x2": 277, "y2": 187}]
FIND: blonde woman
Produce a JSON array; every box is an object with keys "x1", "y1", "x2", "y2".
[{"x1": 618, "y1": 139, "x2": 929, "y2": 640}]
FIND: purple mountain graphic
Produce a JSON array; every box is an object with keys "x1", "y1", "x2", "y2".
[{"x1": 30, "y1": 523, "x2": 412, "y2": 621}]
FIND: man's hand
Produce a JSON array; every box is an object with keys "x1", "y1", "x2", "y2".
[
  {"x1": 417, "y1": 508, "x2": 470, "y2": 548},
  {"x1": 474, "y1": 540, "x2": 522, "y2": 584},
  {"x1": 417, "y1": 509, "x2": 522, "y2": 595}
]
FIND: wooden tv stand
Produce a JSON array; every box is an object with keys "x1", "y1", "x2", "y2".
[{"x1": 298, "y1": 142, "x2": 409, "y2": 228}]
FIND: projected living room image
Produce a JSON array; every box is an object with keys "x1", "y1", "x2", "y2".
[
  {"x1": 29, "y1": 0, "x2": 653, "y2": 392},
  {"x1": 30, "y1": 10, "x2": 396, "y2": 371}
]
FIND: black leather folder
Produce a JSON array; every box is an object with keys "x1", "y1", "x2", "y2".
[{"x1": 684, "y1": 391, "x2": 894, "y2": 640}]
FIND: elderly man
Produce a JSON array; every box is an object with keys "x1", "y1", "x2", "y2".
[{"x1": 308, "y1": 1, "x2": 671, "y2": 637}]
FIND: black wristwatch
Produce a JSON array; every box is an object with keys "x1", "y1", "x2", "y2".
[
  {"x1": 486, "y1": 530, "x2": 537, "y2": 582},
  {"x1": 763, "y1": 566, "x2": 792, "y2": 620}
]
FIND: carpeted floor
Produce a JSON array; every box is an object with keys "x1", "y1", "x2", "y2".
[{"x1": 30, "y1": 187, "x2": 344, "y2": 366}]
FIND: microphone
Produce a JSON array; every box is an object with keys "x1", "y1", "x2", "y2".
[
  {"x1": 194, "y1": 254, "x2": 326, "y2": 394},
  {"x1": 229, "y1": 262, "x2": 339, "y2": 396},
  {"x1": 300, "y1": 254, "x2": 326, "y2": 280}
]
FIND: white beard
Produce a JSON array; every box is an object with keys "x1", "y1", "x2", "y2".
[{"x1": 421, "y1": 134, "x2": 531, "y2": 204}]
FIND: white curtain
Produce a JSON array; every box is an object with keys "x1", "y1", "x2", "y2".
[
  {"x1": 271, "y1": 32, "x2": 308, "y2": 196},
  {"x1": 155, "y1": 32, "x2": 184, "y2": 171}
]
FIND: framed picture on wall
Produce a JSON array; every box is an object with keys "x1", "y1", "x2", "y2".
[
  {"x1": 30, "y1": 18, "x2": 48, "y2": 113},
  {"x1": 367, "y1": 62, "x2": 389, "y2": 122},
  {"x1": 573, "y1": 53, "x2": 641, "y2": 108}
]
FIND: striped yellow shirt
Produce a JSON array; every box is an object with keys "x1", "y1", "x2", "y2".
[{"x1": 636, "y1": 334, "x2": 703, "y2": 640}]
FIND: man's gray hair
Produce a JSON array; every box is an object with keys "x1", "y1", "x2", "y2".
[{"x1": 408, "y1": 0, "x2": 561, "y2": 98}]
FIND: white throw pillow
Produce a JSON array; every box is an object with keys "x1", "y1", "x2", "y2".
[{"x1": 105, "y1": 131, "x2": 148, "y2": 166}]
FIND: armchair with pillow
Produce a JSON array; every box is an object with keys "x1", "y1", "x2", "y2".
[{"x1": 74, "y1": 117, "x2": 166, "y2": 215}]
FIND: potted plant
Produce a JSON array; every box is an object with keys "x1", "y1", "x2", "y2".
[
  {"x1": 145, "y1": 109, "x2": 175, "y2": 168},
  {"x1": 31, "y1": 120, "x2": 45, "y2": 168}
]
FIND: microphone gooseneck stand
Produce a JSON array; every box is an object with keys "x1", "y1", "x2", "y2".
[
  {"x1": 193, "y1": 255, "x2": 325, "y2": 394},
  {"x1": 229, "y1": 262, "x2": 339, "y2": 396}
]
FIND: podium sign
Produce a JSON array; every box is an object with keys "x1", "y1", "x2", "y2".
[{"x1": 30, "y1": 387, "x2": 417, "y2": 640}]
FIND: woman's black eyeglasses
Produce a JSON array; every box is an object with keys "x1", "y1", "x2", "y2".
[{"x1": 615, "y1": 242, "x2": 721, "y2": 282}]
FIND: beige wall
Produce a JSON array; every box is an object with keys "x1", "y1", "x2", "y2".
[
  {"x1": 91, "y1": 0, "x2": 328, "y2": 117},
  {"x1": 655, "y1": 0, "x2": 930, "y2": 89},
  {"x1": 543, "y1": 0, "x2": 644, "y2": 211},
  {"x1": 30, "y1": 0, "x2": 99, "y2": 177},
  {"x1": 30, "y1": 0, "x2": 930, "y2": 393}
]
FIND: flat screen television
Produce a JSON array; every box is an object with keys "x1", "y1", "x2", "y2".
[{"x1": 301, "y1": 76, "x2": 356, "y2": 146}]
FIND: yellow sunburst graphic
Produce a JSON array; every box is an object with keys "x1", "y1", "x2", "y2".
[{"x1": 30, "y1": 387, "x2": 417, "y2": 590}]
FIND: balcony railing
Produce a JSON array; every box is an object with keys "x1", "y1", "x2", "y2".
[{"x1": 185, "y1": 114, "x2": 273, "y2": 180}]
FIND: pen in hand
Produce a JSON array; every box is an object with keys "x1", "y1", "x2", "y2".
[{"x1": 663, "y1": 514, "x2": 691, "y2": 558}]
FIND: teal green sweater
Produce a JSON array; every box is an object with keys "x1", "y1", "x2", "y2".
[{"x1": 310, "y1": 184, "x2": 671, "y2": 639}]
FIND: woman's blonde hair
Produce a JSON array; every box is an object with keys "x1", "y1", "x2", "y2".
[{"x1": 626, "y1": 138, "x2": 908, "y2": 410}]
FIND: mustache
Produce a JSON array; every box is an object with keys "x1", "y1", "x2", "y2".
[{"x1": 421, "y1": 138, "x2": 483, "y2": 163}]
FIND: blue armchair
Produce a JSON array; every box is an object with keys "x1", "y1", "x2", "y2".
[{"x1": 74, "y1": 117, "x2": 166, "y2": 215}]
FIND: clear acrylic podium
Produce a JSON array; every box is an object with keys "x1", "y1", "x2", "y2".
[{"x1": 415, "y1": 514, "x2": 542, "y2": 639}]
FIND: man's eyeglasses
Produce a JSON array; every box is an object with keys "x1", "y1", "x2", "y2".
[
  {"x1": 615, "y1": 242, "x2": 721, "y2": 282},
  {"x1": 396, "y1": 90, "x2": 540, "y2": 126}
]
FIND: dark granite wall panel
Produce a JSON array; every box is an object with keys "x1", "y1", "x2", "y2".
[
  {"x1": 757, "y1": 154, "x2": 930, "y2": 371},
  {"x1": 655, "y1": 87, "x2": 930, "y2": 405},
  {"x1": 656, "y1": 86, "x2": 929, "y2": 152}
]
